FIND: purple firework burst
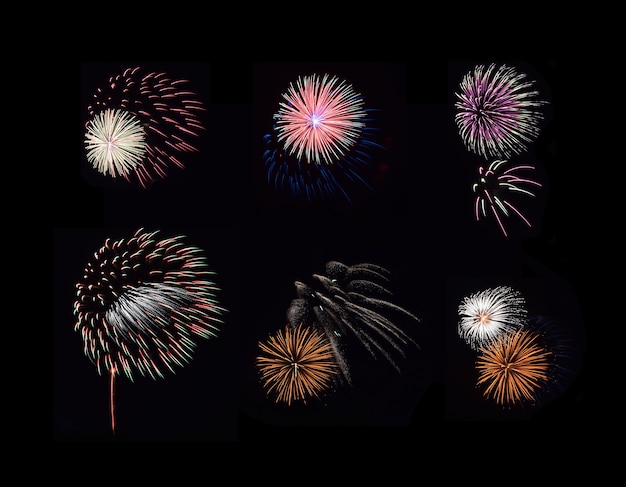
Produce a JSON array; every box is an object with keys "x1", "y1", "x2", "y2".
[
  {"x1": 472, "y1": 159, "x2": 542, "y2": 237},
  {"x1": 455, "y1": 63, "x2": 548, "y2": 160},
  {"x1": 85, "y1": 66, "x2": 206, "y2": 188}
]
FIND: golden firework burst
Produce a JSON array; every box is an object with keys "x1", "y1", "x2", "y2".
[
  {"x1": 476, "y1": 328, "x2": 552, "y2": 406},
  {"x1": 256, "y1": 323, "x2": 340, "y2": 406}
]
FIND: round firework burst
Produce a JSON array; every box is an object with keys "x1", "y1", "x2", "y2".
[
  {"x1": 455, "y1": 63, "x2": 548, "y2": 160},
  {"x1": 84, "y1": 66, "x2": 206, "y2": 188},
  {"x1": 84, "y1": 108, "x2": 146, "y2": 179},
  {"x1": 256, "y1": 323, "x2": 340, "y2": 406},
  {"x1": 287, "y1": 261, "x2": 420, "y2": 385},
  {"x1": 475, "y1": 327, "x2": 552, "y2": 407},
  {"x1": 472, "y1": 159, "x2": 543, "y2": 237},
  {"x1": 458, "y1": 285, "x2": 527, "y2": 351},
  {"x1": 73, "y1": 228, "x2": 226, "y2": 431},
  {"x1": 264, "y1": 73, "x2": 383, "y2": 203}
]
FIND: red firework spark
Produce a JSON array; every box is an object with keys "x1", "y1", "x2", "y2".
[
  {"x1": 85, "y1": 66, "x2": 206, "y2": 188},
  {"x1": 274, "y1": 73, "x2": 367, "y2": 166}
]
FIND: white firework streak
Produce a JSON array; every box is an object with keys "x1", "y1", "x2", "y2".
[
  {"x1": 473, "y1": 159, "x2": 542, "y2": 237},
  {"x1": 274, "y1": 73, "x2": 366, "y2": 166},
  {"x1": 457, "y1": 285, "x2": 528, "y2": 351},
  {"x1": 74, "y1": 228, "x2": 226, "y2": 382},
  {"x1": 84, "y1": 108, "x2": 146, "y2": 179},
  {"x1": 455, "y1": 63, "x2": 547, "y2": 160}
]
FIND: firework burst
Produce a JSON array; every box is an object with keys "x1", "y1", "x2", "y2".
[
  {"x1": 458, "y1": 285, "x2": 527, "y2": 351},
  {"x1": 455, "y1": 63, "x2": 548, "y2": 160},
  {"x1": 472, "y1": 159, "x2": 542, "y2": 237},
  {"x1": 263, "y1": 73, "x2": 383, "y2": 203},
  {"x1": 84, "y1": 66, "x2": 206, "y2": 188},
  {"x1": 256, "y1": 323, "x2": 340, "y2": 406},
  {"x1": 475, "y1": 327, "x2": 552, "y2": 407},
  {"x1": 286, "y1": 261, "x2": 420, "y2": 385},
  {"x1": 73, "y1": 227, "x2": 226, "y2": 431}
]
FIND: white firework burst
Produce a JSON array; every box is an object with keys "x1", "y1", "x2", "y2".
[
  {"x1": 457, "y1": 285, "x2": 528, "y2": 351},
  {"x1": 84, "y1": 108, "x2": 146, "y2": 179}
]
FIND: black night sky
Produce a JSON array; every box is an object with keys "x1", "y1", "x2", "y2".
[{"x1": 52, "y1": 60, "x2": 589, "y2": 445}]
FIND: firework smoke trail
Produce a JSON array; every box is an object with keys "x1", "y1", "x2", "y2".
[
  {"x1": 455, "y1": 63, "x2": 548, "y2": 160},
  {"x1": 264, "y1": 73, "x2": 383, "y2": 203},
  {"x1": 286, "y1": 261, "x2": 421, "y2": 386},
  {"x1": 84, "y1": 66, "x2": 206, "y2": 188},
  {"x1": 73, "y1": 228, "x2": 226, "y2": 432},
  {"x1": 458, "y1": 285, "x2": 527, "y2": 351},
  {"x1": 256, "y1": 323, "x2": 340, "y2": 406},
  {"x1": 473, "y1": 159, "x2": 542, "y2": 237},
  {"x1": 475, "y1": 327, "x2": 552, "y2": 407}
]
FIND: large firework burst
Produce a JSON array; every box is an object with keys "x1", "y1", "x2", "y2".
[
  {"x1": 256, "y1": 323, "x2": 340, "y2": 406},
  {"x1": 475, "y1": 327, "x2": 552, "y2": 407},
  {"x1": 263, "y1": 73, "x2": 383, "y2": 203},
  {"x1": 455, "y1": 63, "x2": 548, "y2": 160},
  {"x1": 286, "y1": 261, "x2": 420, "y2": 385},
  {"x1": 73, "y1": 227, "x2": 226, "y2": 431},
  {"x1": 472, "y1": 159, "x2": 542, "y2": 237},
  {"x1": 84, "y1": 66, "x2": 206, "y2": 188},
  {"x1": 458, "y1": 285, "x2": 527, "y2": 351}
]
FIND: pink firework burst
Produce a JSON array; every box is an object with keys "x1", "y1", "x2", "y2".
[
  {"x1": 473, "y1": 159, "x2": 542, "y2": 237},
  {"x1": 85, "y1": 66, "x2": 206, "y2": 188},
  {"x1": 455, "y1": 63, "x2": 548, "y2": 160},
  {"x1": 274, "y1": 73, "x2": 367, "y2": 166}
]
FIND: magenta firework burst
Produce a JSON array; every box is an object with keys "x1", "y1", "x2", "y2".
[
  {"x1": 84, "y1": 66, "x2": 206, "y2": 188},
  {"x1": 263, "y1": 73, "x2": 382, "y2": 203},
  {"x1": 457, "y1": 285, "x2": 528, "y2": 351},
  {"x1": 473, "y1": 159, "x2": 542, "y2": 237},
  {"x1": 455, "y1": 63, "x2": 548, "y2": 160},
  {"x1": 73, "y1": 228, "x2": 226, "y2": 432}
]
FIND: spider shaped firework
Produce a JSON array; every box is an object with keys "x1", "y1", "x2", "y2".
[
  {"x1": 84, "y1": 66, "x2": 206, "y2": 188},
  {"x1": 73, "y1": 228, "x2": 226, "y2": 432},
  {"x1": 256, "y1": 323, "x2": 340, "y2": 406},
  {"x1": 457, "y1": 285, "x2": 528, "y2": 351},
  {"x1": 263, "y1": 73, "x2": 383, "y2": 203},
  {"x1": 472, "y1": 159, "x2": 542, "y2": 237},
  {"x1": 454, "y1": 63, "x2": 548, "y2": 160},
  {"x1": 285, "y1": 260, "x2": 420, "y2": 387}
]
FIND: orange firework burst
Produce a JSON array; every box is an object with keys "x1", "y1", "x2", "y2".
[
  {"x1": 256, "y1": 323, "x2": 340, "y2": 406},
  {"x1": 476, "y1": 328, "x2": 552, "y2": 406}
]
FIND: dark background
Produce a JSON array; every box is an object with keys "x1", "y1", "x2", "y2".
[{"x1": 53, "y1": 60, "x2": 588, "y2": 444}]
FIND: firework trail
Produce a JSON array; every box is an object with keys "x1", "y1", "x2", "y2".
[
  {"x1": 458, "y1": 285, "x2": 527, "y2": 351},
  {"x1": 73, "y1": 228, "x2": 226, "y2": 432},
  {"x1": 286, "y1": 261, "x2": 420, "y2": 386},
  {"x1": 84, "y1": 66, "x2": 206, "y2": 188},
  {"x1": 472, "y1": 159, "x2": 542, "y2": 237},
  {"x1": 475, "y1": 327, "x2": 552, "y2": 407},
  {"x1": 454, "y1": 63, "x2": 548, "y2": 160},
  {"x1": 263, "y1": 73, "x2": 383, "y2": 203},
  {"x1": 256, "y1": 323, "x2": 340, "y2": 406}
]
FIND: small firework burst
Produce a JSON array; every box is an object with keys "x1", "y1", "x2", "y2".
[
  {"x1": 84, "y1": 66, "x2": 206, "y2": 188},
  {"x1": 472, "y1": 159, "x2": 542, "y2": 237},
  {"x1": 455, "y1": 63, "x2": 548, "y2": 160},
  {"x1": 287, "y1": 261, "x2": 420, "y2": 385},
  {"x1": 458, "y1": 285, "x2": 527, "y2": 351},
  {"x1": 256, "y1": 323, "x2": 340, "y2": 406},
  {"x1": 263, "y1": 73, "x2": 383, "y2": 203},
  {"x1": 73, "y1": 227, "x2": 226, "y2": 431},
  {"x1": 84, "y1": 108, "x2": 146, "y2": 179},
  {"x1": 475, "y1": 327, "x2": 552, "y2": 407}
]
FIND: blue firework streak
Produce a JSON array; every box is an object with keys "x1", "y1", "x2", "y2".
[{"x1": 262, "y1": 121, "x2": 382, "y2": 203}]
